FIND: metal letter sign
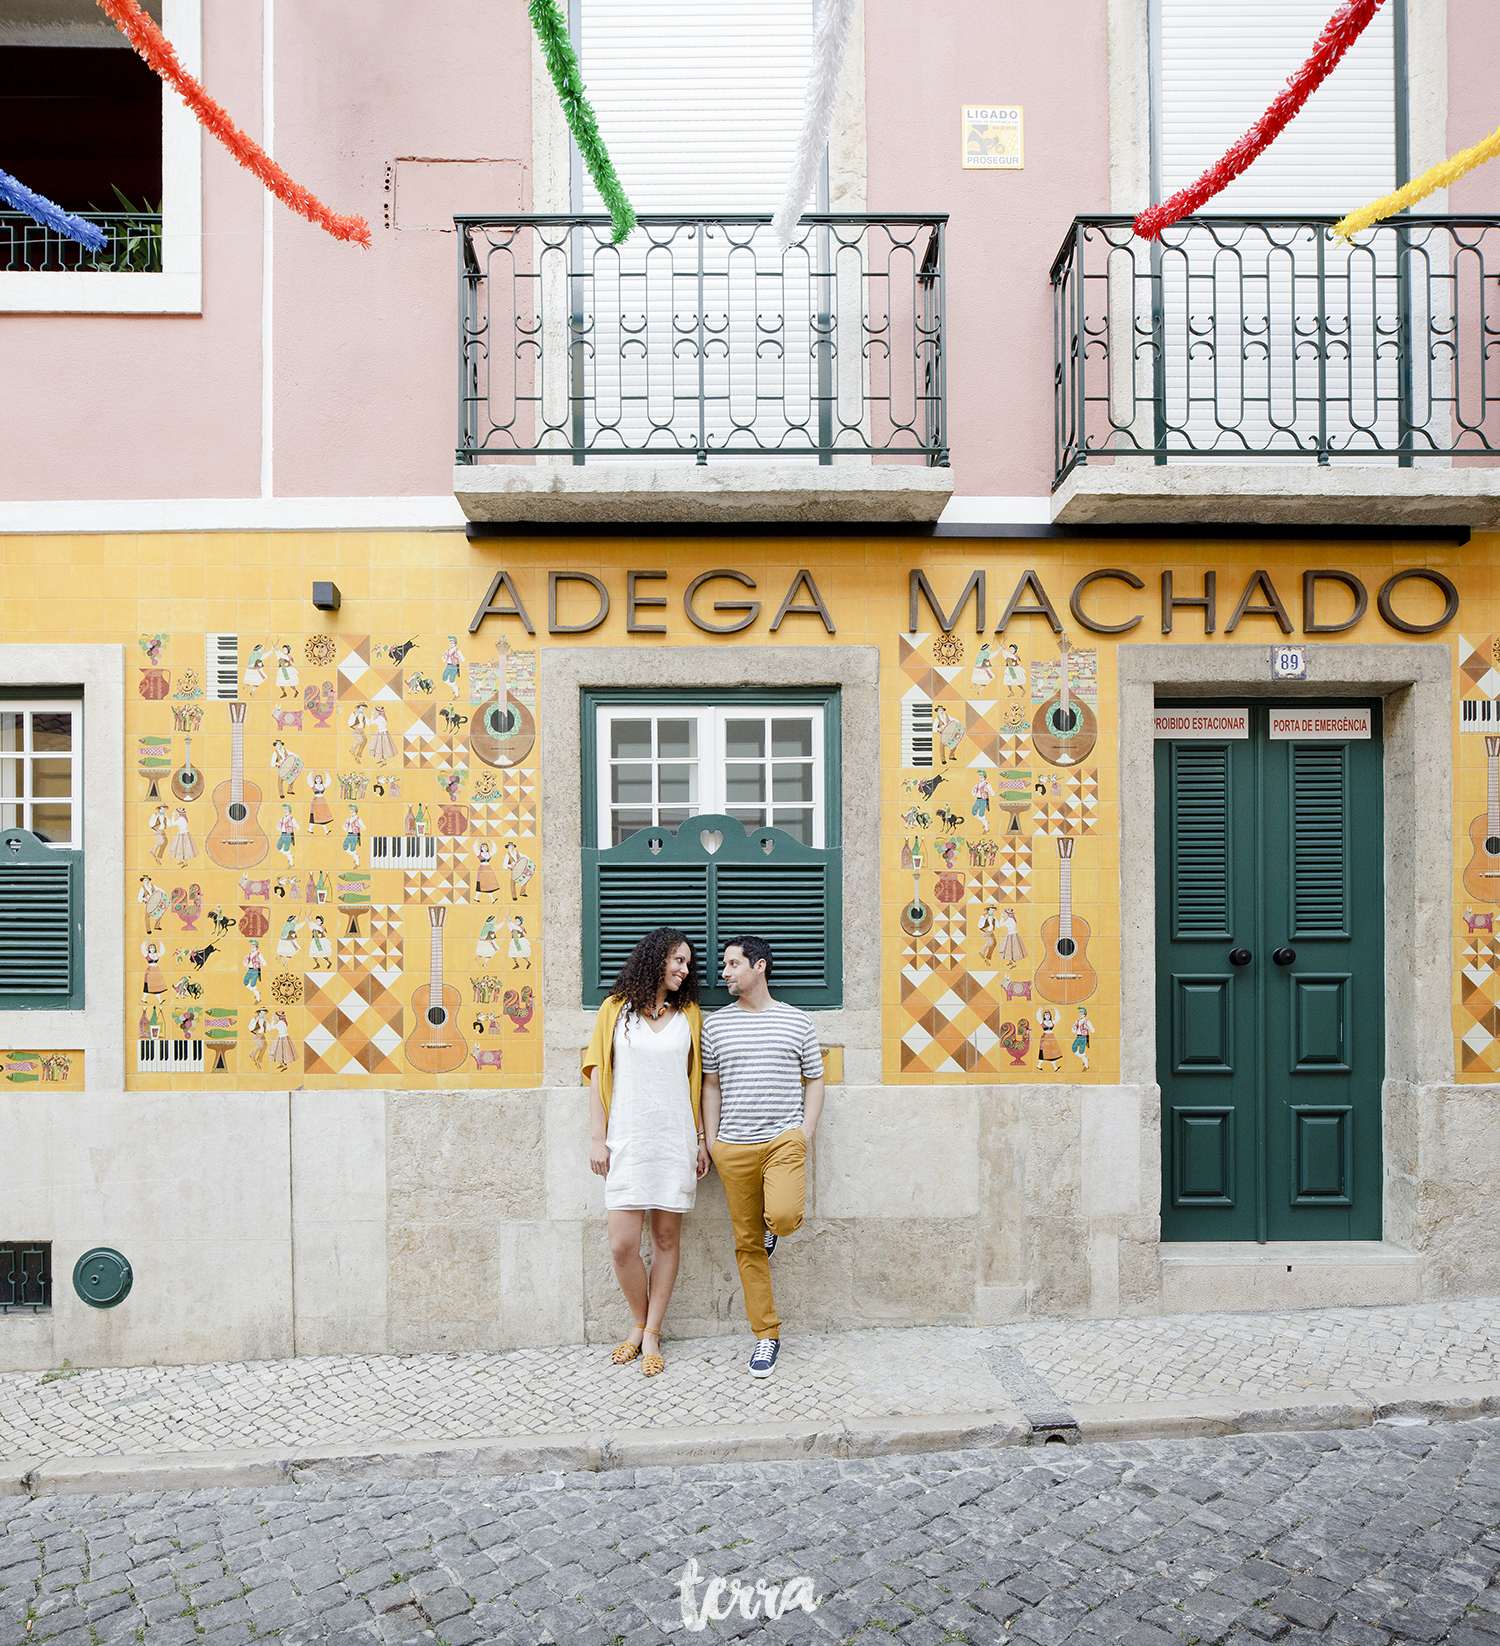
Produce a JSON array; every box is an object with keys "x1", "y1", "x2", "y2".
[{"x1": 1272, "y1": 645, "x2": 1307, "y2": 680}]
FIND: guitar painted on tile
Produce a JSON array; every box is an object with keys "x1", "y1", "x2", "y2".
[
  {"x1": 1464, "y1": 736, "x2": 1500, "y2": 904},
  {"x1": 405, "y1": 905, "x2": 469, "y2": 1074},
  {"x1": 469, "y1": 636, "x2": 537, "y2": 769},
  {"x1": 171, "y1": 734, "x2": 205, "y2": 802},
  {"x1": 1031, "y1": 632, "x2": 1097, "y2": 768},
  {"x1": 206, "y1": 702, "x2": 267, "y2": 868},
  {"x1": 1035, "y1": 836, "x2": 1097, "y2": 1004}
]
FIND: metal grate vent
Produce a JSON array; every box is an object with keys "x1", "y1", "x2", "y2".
[{"x1": 0, "y1": 1242, "x2": 52, "y2": 1313}]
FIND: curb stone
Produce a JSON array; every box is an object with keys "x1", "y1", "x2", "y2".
[{"x1": 10, "y1": 1384, "x2": 1500, "y2": 1497}]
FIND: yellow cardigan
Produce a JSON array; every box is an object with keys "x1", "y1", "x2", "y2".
[{"x1": 583, "y1": 996, "x2": 703, "y2": 1132}]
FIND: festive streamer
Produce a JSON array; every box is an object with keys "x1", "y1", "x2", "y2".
[
  {"x1": 0, "y1": 166, "x2": 107, "y2": 250},
  {"x1": 772, "y1": 0, "x2": 858, "y2": 249},
  {"x1": 1134, "y1": 0, "x2": 1385, "y2": 241},
  {"x1": 1334, "y1": 122, "x2": 1500, "y2": 238},
  {"x1": 93, "y1": 0, "x2": 370, "y2": 247},
  {"x1": 528, "y1": 0, "x2": 636, "y2": 244}
]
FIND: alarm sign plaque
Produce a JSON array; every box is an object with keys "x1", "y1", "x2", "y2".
[{"x1": 962, "y1": 105, "x2": 1023, "y2": 169}]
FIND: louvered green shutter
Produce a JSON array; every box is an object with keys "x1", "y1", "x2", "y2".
[
  {"x1": 0, "y1": 830, "x2": 84, "y2": 1010},
  {"x1": 1290, "y1": 744, "x2": 1350, "y2": 938},
  {"x1": 583, "y1": 815, "x2": 842, "y2": 1007},
  {"x1": 1169, "y1": 743, "x2": 1232, "y2": 939}
]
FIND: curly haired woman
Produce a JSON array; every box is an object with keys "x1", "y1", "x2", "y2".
[{"x1": 581, "y1": 927, "x2": 708, "y2": 1379}]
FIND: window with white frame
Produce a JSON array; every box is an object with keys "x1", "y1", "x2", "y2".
[
  {"x1": 0, "y1": 701, "x2": 80, "y2": 846},
  {"x1": 0, "y1": 0, "x2": 202, "y2": 314},
  {"x1": 599, "y1": 706, "x2": 824, "y2": 847}
]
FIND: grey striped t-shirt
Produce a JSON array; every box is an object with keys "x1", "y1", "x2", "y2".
[{"x1": 702, "y1": 1001, "x2": 823, "y2": 1144}]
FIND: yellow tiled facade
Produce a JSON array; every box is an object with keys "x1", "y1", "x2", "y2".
[{"x1": 6, "y1": 528, "x2": 1492, "y2": 1088}]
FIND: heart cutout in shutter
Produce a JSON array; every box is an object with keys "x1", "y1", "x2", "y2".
[{"x1": 700, "y1": 828, "x2": 724, "y2": 855}]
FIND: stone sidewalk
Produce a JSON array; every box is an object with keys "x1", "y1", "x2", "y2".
[{"x1": 2, "y1": 1298, "x2": 1498, "y2": 1497}]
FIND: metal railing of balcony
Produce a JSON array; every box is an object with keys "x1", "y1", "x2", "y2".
[
  {"x1": 0, "y1": 210, "x2": 163, "y2": 274},
  {"x1": 457, "y1": 213, "x2": 947, "y2": 467},
  {"x1": 1052, "y1": 214, "x2": 1500, "y2": 488}
]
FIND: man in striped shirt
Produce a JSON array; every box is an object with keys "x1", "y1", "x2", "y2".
[{"x1": 701, "y1": 934, "x2": 825, "y2": 1379}]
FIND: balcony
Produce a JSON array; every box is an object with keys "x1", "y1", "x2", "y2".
[
  {"x1": 1051, "y1": 215, "x2": 1500, "y2": 528},
  {"x1": 0, "y1": 210, "x2": 163, "y2": 274},
  {"x1": 453, "y1": 213, "x2": 953, "y2": 525}
]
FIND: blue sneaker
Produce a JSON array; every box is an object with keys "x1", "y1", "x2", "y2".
[
  {"x1": 749, "y1": 1338, "x2": 780, "y2": 1378},
  {"x1": 764, "y1": 1229, "x2": 778, "y2": 1257}
]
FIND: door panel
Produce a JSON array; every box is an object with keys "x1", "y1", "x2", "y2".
[{"x1": 1157, "y1": 702, "x2": 1383, "y2": 1242}]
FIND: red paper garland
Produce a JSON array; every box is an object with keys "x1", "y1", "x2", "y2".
[
  {"x1": 1134, "y1": 0, "x2": 1386, "y2": 241},
  {"x1": 95, "y1": 0, "x2": 371, "y2": 247}
]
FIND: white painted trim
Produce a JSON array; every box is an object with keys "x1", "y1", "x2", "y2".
[
  {"x1": 0, "y1": 496, "x2": 469, "y2": 534},
  {"x1": 0, "y1": 0, "x2": 203, "y2": 316},
  {"x1": 0, "y1": 645, "x2": 126, "y2": 1092},
  {"x1": 260, "y1": 0, "x2": 275, "y2": 499},
  {"x1": 1107, "y1": 0, "x2": 1151, "y2": 212},
  {"x1": 937, "y1": 495, "x2": 1051, "y2": 526}
]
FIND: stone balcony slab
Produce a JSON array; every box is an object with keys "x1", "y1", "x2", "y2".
[
  {"x1": 453, "y1": 460, "x2": 954, "y2": 525},
  {"x1": 1051, "y1": 461, "x2": 1500, "y2": 528}
]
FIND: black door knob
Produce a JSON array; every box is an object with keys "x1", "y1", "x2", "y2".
[
  {"x1": 1273, "y1": 946, "x2": 1297, "y2": 966},
  {"x1": 1229, "y1": 948, "x2": 1252, "y2": 966}
]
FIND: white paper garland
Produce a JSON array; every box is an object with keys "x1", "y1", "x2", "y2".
[{"x1": 772, "y1": 0, "x2": 859, "y2": 249}]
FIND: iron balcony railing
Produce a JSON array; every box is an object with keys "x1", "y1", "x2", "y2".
[
  {"x1": 0, "y1": 210, "x2": 163, "y2": 274},
  {"x1": 1052, "y1": 214, "x2": 1500, "y2": 487},
  {"x1": 457, "y1": 213, "x2": 947, "y2": 466}
]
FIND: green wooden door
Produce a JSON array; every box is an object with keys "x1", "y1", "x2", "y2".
[{"x1": 1156, "y1": 703, "x2": 1384, "y2": 1242}]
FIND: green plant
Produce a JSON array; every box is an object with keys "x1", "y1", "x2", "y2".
[{"x1": 37, "y1": 1358, "x2": 81, "y2": 1386}]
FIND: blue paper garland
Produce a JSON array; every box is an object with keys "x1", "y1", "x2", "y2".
[{"x1": 0, "y1": 166, "x2": 108, "y2": 251}]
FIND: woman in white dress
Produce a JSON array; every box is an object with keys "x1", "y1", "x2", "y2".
[{"x1": 582, "y1": 927, "x2": 707, "y2": 1378}]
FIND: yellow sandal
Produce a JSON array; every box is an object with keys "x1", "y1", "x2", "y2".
[
  {"x1": 641, "y1": 1330, "x2": 664, "y2": 1378},
  {"x1": 611, "y1": 1322, "x2": 646, "y2": 1365}
]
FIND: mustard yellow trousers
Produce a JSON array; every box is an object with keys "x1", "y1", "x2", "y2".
[{"x1": 710, "y1": 1126, "x2": 807, "y2": 1339}]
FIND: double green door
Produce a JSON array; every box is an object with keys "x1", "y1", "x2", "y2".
[{"x1": 1156, "y1": 702, "x2": 1384, "y2": 1242}]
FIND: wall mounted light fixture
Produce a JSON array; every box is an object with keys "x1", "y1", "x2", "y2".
[{"x1": 312, "y1": 581, "x2": 341, "y2": 612}]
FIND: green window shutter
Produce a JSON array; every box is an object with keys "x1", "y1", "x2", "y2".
[
  {"x1": 0, "y1": 830, "x2": 84, "y2": 1010},
  {"x1": 583, "y1": 816, "x2": 842, "y2": 1009},
  {"x1": 715, "y1": 861, "x2": 829, "y2": 990},
  {"x1": 1169, "y1": 743, "x2": 1232, "y2": 939},
  {"x1": 1290, "y1": 743, "x2": 1350, "y2": 938},
  {"x1": 594, "y1": 863, "x2": 709, "y2": 996}
]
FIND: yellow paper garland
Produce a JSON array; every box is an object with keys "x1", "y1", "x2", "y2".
[{"x1": 1334, "y1": 122, "x2": 1500, "y2": 239}]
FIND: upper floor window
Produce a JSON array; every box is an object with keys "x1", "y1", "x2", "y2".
[
  {"x1": 0, "y1": 0, "x2": 202, "y2": 313},
  {"x1": 1, "y1": 701, "x2": 80, "y2": 846}
]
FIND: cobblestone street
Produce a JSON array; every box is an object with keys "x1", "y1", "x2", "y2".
[
  {"x1": 4, "y1": 1302, "x2": 1498, "y2": 1464},
  {"x1": 5, "y1": 1420, "x2": 1500, "y2": 1646}
]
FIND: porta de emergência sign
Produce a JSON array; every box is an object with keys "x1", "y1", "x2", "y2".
[{"x1": 468, "y1": 563, "x2": 1460, "y2": 639}]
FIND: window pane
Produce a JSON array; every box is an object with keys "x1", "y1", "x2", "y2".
[
  {"x1": 0, "y1": 713, "x2": 20, "y2": 754},
  {"x1": 611, "y1": 719, "x2": 652, "y2": 760},
  {"x1": 611, "y1": 763, "x2": 653, "y2": 805},
  {"x1": 725, "y1": 762, "x2": 765, "y2": 804},
  {"x1": 32, "y1": 714, "x2": 73, "y2": 753},
  {"x1": 772, "y1": 808, "x2": 813, "y2": 845},
  {"x1": 611, "y1": 809, "x2": 653, "y2": 844},
  {"x1": 657, "y1": 719, "x2": 697, "y2": 759},
  {"x1": 658, "y1": 807, "x2": 697, "y2": 833},
  {"x1": 771, "y1": 762, "x2": 812, "y2": 803},
  {"x1": 0, "y1": 758, "x2": 23, "y2": 798},
  {"x1": 771, "y1": 718, "x2": 812, "y2": 758},
  {"x1": 32, "y1": 759, "x2": 72, "y2": 800},
  {"x1": 657, "y1": 763, "x2": 697, "y2": 805},
  {"x1": 724, "y1": 719, "x2": 765, "y2": 760},
  {"x1": 728, "y1": 807, "x2": 766, "y2": 829},
  {"x1": 31, "y1": 803, "x2": 71, "y2": 844},
  {"x1": 0, "y1": 801, "x2": 18, "y2": 829}
]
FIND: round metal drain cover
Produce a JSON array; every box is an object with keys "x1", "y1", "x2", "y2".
[{"x1": 73, "y1": 1248, "x2": 133, "y2": 1309}]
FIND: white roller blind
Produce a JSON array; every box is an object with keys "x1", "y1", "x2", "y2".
[
  {"x1": 1155, "y1": 0, "x2": 1395, "y2": 213},
  {"x1": 578, "y1": 0, "x2": 814, "y2": 213}
]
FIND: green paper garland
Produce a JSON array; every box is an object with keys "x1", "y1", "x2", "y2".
[{"x1": 528, "y1": 0, "x2": 636, "y2": 244}]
